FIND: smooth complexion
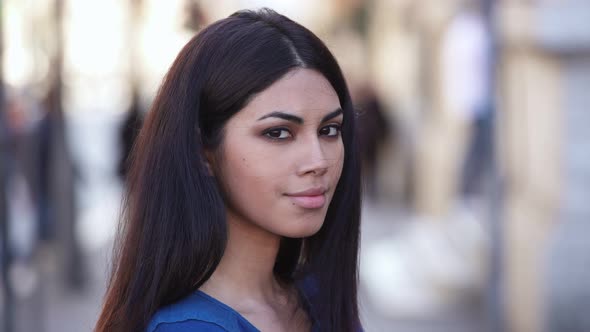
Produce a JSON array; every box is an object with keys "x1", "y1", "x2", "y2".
[{"x1": 200, "y1": 68, "x2": 344, "y2": 331}]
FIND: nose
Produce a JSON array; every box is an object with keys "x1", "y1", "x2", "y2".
[{"x1": 296, "y1": 138, "x2": 330, "y2": 177}]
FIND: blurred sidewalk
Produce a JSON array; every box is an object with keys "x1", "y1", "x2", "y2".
[
  {"x1": 11, "y1": 240, "x2": 111, "y2": 332},
  {"x1": 359, "y1": 200, "x2": 488, "y2": 332}
]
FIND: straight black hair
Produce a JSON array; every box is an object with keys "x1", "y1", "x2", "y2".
[{"x1": 95, "y1": 8, "x2": 362, "y2": 332}]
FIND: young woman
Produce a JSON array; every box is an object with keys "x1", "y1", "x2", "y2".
[{"x1": 95, "y1": 8, "x2": 362, "y2": 332}]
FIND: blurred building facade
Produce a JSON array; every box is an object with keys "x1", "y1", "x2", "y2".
[{"x1": 497, "y1": 1, "x2": 590, "y2": 332}]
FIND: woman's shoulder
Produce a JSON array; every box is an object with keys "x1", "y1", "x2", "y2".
[{"x1": 146, "y1": 291, "x2": 256, "y2": 332}]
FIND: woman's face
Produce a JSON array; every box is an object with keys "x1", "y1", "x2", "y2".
[{"x1": 212, "y1": 68, "x2": 344, "y2": 238}]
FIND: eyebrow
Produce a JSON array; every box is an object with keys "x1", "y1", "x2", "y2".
[{"x1": 257, "y1": 108, "x2": 343, "y2": 124}]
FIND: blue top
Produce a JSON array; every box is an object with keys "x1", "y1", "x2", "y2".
[{"x1": 146, "y1": 290, "x2": 319, "y2": 332}]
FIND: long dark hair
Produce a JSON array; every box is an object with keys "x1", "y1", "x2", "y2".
[{"x1": 95, "y1": 8, "x2": 362, "y2": 332}]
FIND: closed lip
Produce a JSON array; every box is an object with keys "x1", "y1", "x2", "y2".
[{"x1": 285, "y1": 187, "x2": 327, "y2": 197}]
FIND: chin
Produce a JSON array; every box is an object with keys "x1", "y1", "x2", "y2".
[{"x1": 277, "y1": 219, "x2": 325, "y2": 239}]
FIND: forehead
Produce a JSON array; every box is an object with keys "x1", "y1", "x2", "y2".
[{"x1": 240, "y1": 68, "x2": 341, "y2": 118}]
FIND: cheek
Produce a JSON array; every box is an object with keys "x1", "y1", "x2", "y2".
[
  {"x1": 330, "y1": 143, "x2": 345, "y2": 179},
  {"x1": 229, "y1": 149, "x2": 288, "y2": 183},
  {"x1": 218, "y1": 145, "x2": 285, "y2": 209}
]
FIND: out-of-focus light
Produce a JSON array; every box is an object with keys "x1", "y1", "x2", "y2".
[
  {"x1": 63, "y1": 0, "x2": 129, "y2": 113},
  {"x1": 64, "y1": 0, "x2": 127, "y2": 76},
  {"x1": 4, "y1": 1, "x2": 36, "y2": 87},
  {"x1": 139, "y1": 0, "x2": 192, "y2": 97}
]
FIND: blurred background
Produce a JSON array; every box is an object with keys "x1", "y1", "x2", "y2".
[{"x1": 1, "y1": 0, "x2": 589, "y2": 331}]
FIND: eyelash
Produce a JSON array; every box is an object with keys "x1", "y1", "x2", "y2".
[{"x1": 263, "y1": 124, "x2": 342, "y2": 141}]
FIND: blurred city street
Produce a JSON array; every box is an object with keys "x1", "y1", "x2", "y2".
[{"x1": 2, "y1": 1, "x2": 590, "y2": 332}]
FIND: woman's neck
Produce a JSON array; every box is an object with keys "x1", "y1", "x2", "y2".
[
  {"x1": 200, "y1": 210, "x2": 287, "y2": 305},
  {"x1": 199, "y1": 210, "x2": 312, "y2": 331}
]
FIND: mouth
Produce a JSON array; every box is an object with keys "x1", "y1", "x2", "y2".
[{"x1": 285, "y1": 187, "x2": 327, "y2": 209}]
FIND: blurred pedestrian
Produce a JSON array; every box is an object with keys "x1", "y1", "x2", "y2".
[
  {"x1": 355, "y1": 84, "x2": 392, "y2": 199},
  {"x1": 39, "y1": 76, "x2": 85, "y2": 289},
  {"x1": 440, "y1": 2, "x2": 493, "y2": 198}
]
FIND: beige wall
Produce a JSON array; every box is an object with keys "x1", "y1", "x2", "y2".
[{"x1": 497, "y1": 2, "x2": 562, "y2": 331}]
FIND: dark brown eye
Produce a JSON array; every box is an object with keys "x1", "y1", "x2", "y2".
[
  {"x1": 264, "y1": 128, "x2": 292, "y2": 139},
  {"x1": 319, "y1": 124, "x2": 341, "y2": 137}
]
